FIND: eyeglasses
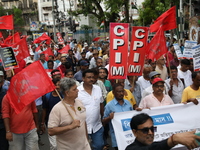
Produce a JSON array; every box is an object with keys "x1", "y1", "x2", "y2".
[
  {"x1": 153, "y1": 85, "x2": 164, "y2": 88},
  {"x1": 137, "y1": 126, "x2": 157, "y2": 134}
]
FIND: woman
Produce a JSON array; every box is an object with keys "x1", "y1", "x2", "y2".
[{"x1": 48, "y1": 77, "x2": 91, "y2": 150}]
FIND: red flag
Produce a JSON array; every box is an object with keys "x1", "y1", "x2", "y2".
[
  {"x1": 0, "y1": 15, "x2": 13, "y2": 30},
  {"x1": 57, "y1": 66, "x2": 64, "y2": 78},
  {"x1": 150, "y1": 6, "x2": 177, "y2": 33},
  {"x1": 33, "y1": 33, "x2": 51, "y2": 45},
  {"x1": 12, "y1": 37, "x2": 30, "y2": 62},
  {"x1": 4, "y1": 32, "x2": 21, "y2": 45},
  {"x1": 45, "y1": 69, "x2": 53, "y2": 78},
  {"x1": 0, "y1": 32, "x2": 4, "y2": 43},
  {"x1": 41, "y1": 47, "x2": 54, "y2": 61},
  {"x1": 58, "y1": 44, "x2": 70, "y2": 54},
  {"x1": 6, "y1": 61, "x2": 55, "y2": 114},
  {"x1": 146, "y1": 27, "x2": 168, "y2": 61}
]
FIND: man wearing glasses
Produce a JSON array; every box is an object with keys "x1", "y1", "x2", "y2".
[
  {"x1": 126, "y1": 113, "x2": 200, "y2": 150},
  {"x1": 139, "y1": 78, "x2": 174, "y2": 109}
]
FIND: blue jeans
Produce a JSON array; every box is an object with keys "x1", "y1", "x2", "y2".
[
  {"x1": 9, "y1": 128, "x2": 39, "y2": 150},
  {"x1": 89, "y1": 127, "x2": 104, "y2": 150}
]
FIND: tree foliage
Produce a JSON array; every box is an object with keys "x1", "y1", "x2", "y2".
[
  {"x1": 138, "y1": 0, "x2": 179, "y2": 26},
  {"x1": 0, "y1": 6, "x2": 24, "y2": 32},
  {"x1": 70, "y1": 0, "x2": 130, "y2": 28}
]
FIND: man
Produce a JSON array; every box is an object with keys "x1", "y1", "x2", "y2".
[
  {"x1": 95, "y1": 58, "x2": 104, "y2": 69},
  {"x1": 137, "y1": 65, "x2": 152, "y2": 91},
  {"x1": 126, "y1": 113, "x2": 200, "y2": 150},
  {"x1": 165, "y1": 66, "x2": 185, "y2": 104},
  {"x1": 155, "y1": 56, "x2": 168, "y2": 80},
  {"x1": 103, "y1": 83, "x2": 133, "y2": 150},
  {"x1": 86, "y1": 47, "x2": 93, "y2": 59},
  {"x1": 57, "y1": 57, "x2": 69, "y2": 74},
  {"x1": 77, "y1": 69, "x2": 104, "y2": 150},
  {"x1": 67, "y1": 50, "x2": 78, "y2": 72},
  {"x1": 106, "y1": 79, "x2": 138, "y2": 109},
  {"x1": 39, "y1": 53, "x2": 48, "y2": 69},
  {"x1": 65, "y1": 69, "x2": 80, "y2": 86},
  {"x1": 47, "y1": 60, "x2": 54, "y2": 70},
  {"x1": 0, "y1": 76, "x2": 8, "y2": 149},
  {"x1": 48, "y1": 55, "x2": 58, "y2": 69},
  {"x1": 74, "y1": 60, "x2": 89, "y2": 83},
  {"x1": 98, "y1": 68, "x2": 112, "y2": 92},
  {"x1": 181, "y1": 71, "x2": 200, "y2": 104},
  {"x1": 142, "y1": 71, "x2": 163, "y2": 99},
  {"x1": 2, "y1": 97, "x2": 39, "y2": 150},
  {"x1": 124, "y1": 76, "x2": 141, "y2": 106},
  {"x1": 139, "y1": 78, "x2": 174, "y2": 109},
  {"x1": 178, "y1": 59, "x2": 193, "y2": 87},
  {"x1": 91, "y1": 68, "x2": 107, "y2": 100},
  {"x1": 51, "y1": 69, "x2": 61, "y2": 80},
  {"x1": 89, "y1": 50, "x2": 99, "y2": 69}
]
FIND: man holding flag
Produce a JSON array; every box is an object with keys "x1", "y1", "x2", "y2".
[{"x1": 1, "y1": 61, "x2": 55, "y2": 150}]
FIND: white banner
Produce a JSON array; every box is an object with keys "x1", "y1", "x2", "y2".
[
  {"x1": 112, "y1": 102, "x2": 200, "y2": 150},
  {"x1": 193, "y1": 45, "x2": 200, "y2": 72},
  {"x1": 183, "y1": 40, "x2": 197, "y2": 59},
  {"x1": 173, "y1": 43, "x2": 183, "y2": 59}
]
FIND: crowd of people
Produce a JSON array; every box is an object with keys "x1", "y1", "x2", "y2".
[{"x1": 0, "y1": 37, "x2": 200, "y2": 150}]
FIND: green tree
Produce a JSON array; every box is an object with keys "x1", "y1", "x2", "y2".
[
  {"x1": 70, "y1": 0, "x2": 130, "y2": 28},
  {"x1": 138, "y1": 0, "x2": 179, "y2": 26}
]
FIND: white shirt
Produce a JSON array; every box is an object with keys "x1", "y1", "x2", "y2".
[
  {"x1": 74, "y1": 51, "x2": 81, "y2": 60},
  {"x1": 165, "y1": 78, "x2": 185, "y2": 104},
  {"x1": 89, "y1": 57, "x2": 96, "y2": 69},
  {"x1": 77, "y1": 84, "x2": 104, "y2": 134},
  {"x1": 177, "y1": 69, "x2": 193, "y2": 87},
  {"x1": 136, "y1": 76, "x2": 151, "y2": 91},
  {"x1": 86, "y1": 51, "x2": 93, "y2": 59}
]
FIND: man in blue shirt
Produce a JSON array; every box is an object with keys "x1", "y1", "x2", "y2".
[{"x1": 103, "y1": 83, "x2": 133, "y2": 150}]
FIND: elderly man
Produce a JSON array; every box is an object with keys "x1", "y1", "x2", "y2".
[
  {"x1": 137, "y1": 65, "x2": 152, "y2": 91},
  {"x1": 155, "y1": 55, "x2": 168, "y2": 80},
  {"x1": 103, "y1": 83, "x2": 133, "y2": 150},
  {"x1": 139, "y1": 78, "x2": 174, "y2": 109},
  {"x1": 126, "y1": 113, "x2": 200, "y2": 150}
]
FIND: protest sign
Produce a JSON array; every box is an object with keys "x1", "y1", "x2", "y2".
[
  {"x1": 0, "y1": 47, "x2": 19, "y2": 71},
  {"x1": 108, "y1": 23, "x2": 129, "y2": 79},
  {"x1": 192, "y1": 45, "x2": 200, "y2": 72},
  {"x1": 173, "y1": 43, "x2": 183, "y2": 59},
  {"x1": 128, "y1": 27, "x2": 148, "y2": 76},
  {"x1": 183, "y1": 40, "x2": 197, "y2": 59},
  {"x1": 112, "y1": 103, "x2": 200, "y2": 150}
]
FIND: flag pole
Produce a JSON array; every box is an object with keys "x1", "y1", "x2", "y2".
[
  {"x1": 55, "y1": 89, "x2": 75, "y2": 120},
  {"x1": 104, "y1": 21, "x2": 106, "y2": 41}
]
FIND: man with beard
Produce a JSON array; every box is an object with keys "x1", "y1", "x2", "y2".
[
  {"x1": 98, "y1": 68, "x2": 112, "y2": 92},
  {"x1": 126, "y1": 113, "x2": 200, "y2": 150},
  {"x1": 139, "y1": 78, "x2": 174, "y2": 109}
]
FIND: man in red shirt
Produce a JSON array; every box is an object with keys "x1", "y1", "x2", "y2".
[{"x1": 2, "y1": 96, "x2": 39, "y2": 150}]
